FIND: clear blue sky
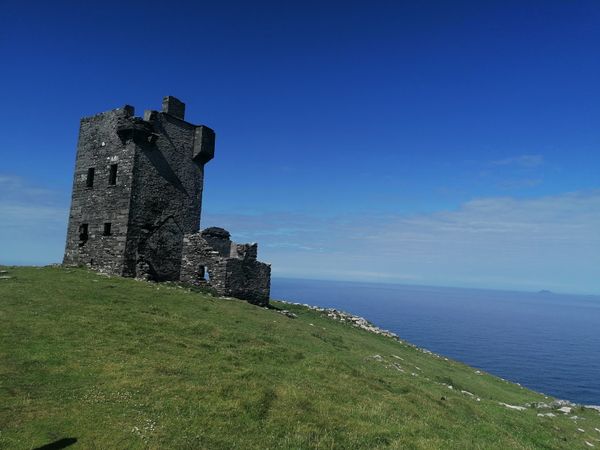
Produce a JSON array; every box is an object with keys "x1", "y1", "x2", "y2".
[{"x1": 1, "y1": 1, "x2": 599, "y2": 294}]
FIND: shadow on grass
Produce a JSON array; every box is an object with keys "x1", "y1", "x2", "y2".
[{"x1": 33, "y1": 437, "x2": 77, "y2": 450}]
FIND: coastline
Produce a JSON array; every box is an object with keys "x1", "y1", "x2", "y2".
[{"x1": 276, "y1": 299, "x2": 600, "y2": 413}]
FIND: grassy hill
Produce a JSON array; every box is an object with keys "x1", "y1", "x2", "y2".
[{"x1": 1, "y1": 266, "x2": 599, "y2": 449}]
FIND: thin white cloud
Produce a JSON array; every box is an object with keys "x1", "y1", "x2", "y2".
[
  {"x1": 2, "y1": 172, "x2": 598, "y2": 293},
  {"x1": 0, "y1": 174, "x2": 67, "y2": 225},
  {"x1": 497, "y1": 178, "x2": 542, "y2": 189},
  {"x1": 0, "y1": 174, "x2": 68, "y2": 264},
  {"x1": 0, "y1": 204, "x2": 66, "y2": 224},
  {"x1": 0, "y1": 174, "x2": 62, "y2": 200},
  {"x1": 490, "y1": 154, "x2": 544, "y2": 168},
  {"x1": 205, "y1": 190, "x2": 600, "y2": 294}
]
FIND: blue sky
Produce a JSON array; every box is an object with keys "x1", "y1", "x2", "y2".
[{"x1": 1, "y1": 1, "x2": 599, "y2": 294}]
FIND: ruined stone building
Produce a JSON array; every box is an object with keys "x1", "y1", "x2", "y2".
[{"x1": 63, "y1": 96, "x2": 271, "y2": 305}]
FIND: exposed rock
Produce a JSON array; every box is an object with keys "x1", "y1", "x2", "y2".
[
  {"x1": 389, "y1": 363, "x2": 404, "y2": 372},
  {"x1": 499, "y1": 402, "x2": 526, "y2": 411},
  {"x1": 553, "y1": 399, "x2": 576, "y2": 408},
  {"x1": 278, "y1": 310, "x2": 297, "y2": 319},
  {"x1": 530, "y1": 402, "x2": 552, "y2": 409},
  {"x1": 278, "y1": 301, "x2": 403, "y2": 340}
]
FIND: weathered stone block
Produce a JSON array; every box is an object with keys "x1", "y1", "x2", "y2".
[{"x1": 161, "y1": 96, "x2": 185, "y2": 119}]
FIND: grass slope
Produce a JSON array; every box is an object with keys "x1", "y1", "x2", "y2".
[{"x1": 1, "y1": 266, "x2": 599, "y2": 449}]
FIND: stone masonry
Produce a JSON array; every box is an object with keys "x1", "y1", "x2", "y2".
[
  {"x1": 63, "y1": 96, "x2": 271, "y2": 305},
  {"x1": 180, "y1": 228, "x2": 271, "y2": 305}
]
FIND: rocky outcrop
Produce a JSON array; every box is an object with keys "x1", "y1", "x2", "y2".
[{"x1": 278, "y1": 301, "x2": 399, "y2": 339}]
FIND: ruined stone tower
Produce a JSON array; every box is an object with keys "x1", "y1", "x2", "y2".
[{"x1": 64, "y1": 96, "x2": 270, "y2": 305}]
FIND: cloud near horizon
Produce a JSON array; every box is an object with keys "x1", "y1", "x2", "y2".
[
  {"x1": 204, "y1": 190, "x2": 600, "y2": 294},
  {"x1": 1, "y1": 173, "x2": 598, "y2": 294},
  {"x1": 0, "y1": 174, "x2": 69, "y2": 265}
]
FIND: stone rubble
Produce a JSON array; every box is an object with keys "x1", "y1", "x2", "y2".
[
  {"x1": 390, "y1": 363, "x2": 404, "y2": 372},
  {"x1": 529, "y1": 402, "x2": 552, "y2": 409},
  {"x1": 499, "y1": 402, "x2": 527, "y2": 411},
  {"x1": 277, "y1": 301, "x2": 403, "y2": 340},
  {"x1": 278, "y1": 309, "x2": 298, "y2": 319},
  {"x1": 553, "y1": 399, "x2": 577, "y2": 407}
]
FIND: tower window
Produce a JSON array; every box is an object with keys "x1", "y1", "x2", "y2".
[
  {"x1": 109, "y1": 164, "x2": 118, "y2": 185},
  {"x1": 103, "y1": 223, "x2": 112, "y2": 236},
  {"x1": 79, "y1": 223, "x2": 89, "y2": 244},
  {"x1": 86, "y1": 168, "x2": 95, "y2": 187}
]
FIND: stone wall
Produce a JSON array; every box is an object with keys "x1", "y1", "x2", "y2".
[
  {"x1": 200, "y1": 227, "x2": 233, "y2": 257},
  {"x1": 122, "y1": 106, "x2": 209, "y2": 281},
  {"x1": 63, "y1": 107, "x2": 137, "y2": 274},
  {"x1": 180, "y1": 229, "x2": 271, "y2": 306},
  {"x1": 218, "y1": 258, "x2": 271, "y2": 306},
  {"x1": 180, "y1": 232, "x2": 219, "y2": 285}
]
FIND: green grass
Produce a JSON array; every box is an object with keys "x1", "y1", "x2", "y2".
[{"x1": 1, "y1": 266, "x2": 599, "y2": 449}]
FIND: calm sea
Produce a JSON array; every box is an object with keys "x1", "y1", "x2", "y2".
[{"x1": 271, "y1": 278, "x2": 600, "y2": 405}]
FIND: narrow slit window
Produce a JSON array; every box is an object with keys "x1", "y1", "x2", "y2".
[
  {"x1": 108, "y1": 164, "x2": 118, "y2": 185},
  {"x1": 86, "y1": 168, "x2": 95, "y2": 187},
  {"x1": 103, "y1": 223, "x2": 112, "y2": 236},
  {"x1": 79, "y1": 223, "x2": 89, "y2": 243}
]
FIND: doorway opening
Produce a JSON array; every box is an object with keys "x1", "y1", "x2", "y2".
[{"x1": 199, "y1": 265, "x2": 210, "y2": 282}]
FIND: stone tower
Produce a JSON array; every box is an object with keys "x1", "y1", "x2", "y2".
[{"x1": 64, "y1": 96, "x2": 270, "y2": 304}]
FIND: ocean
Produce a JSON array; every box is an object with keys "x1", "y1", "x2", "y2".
[{"x1": 271, "y1": 277, "x2": 600, "y2": 406}]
